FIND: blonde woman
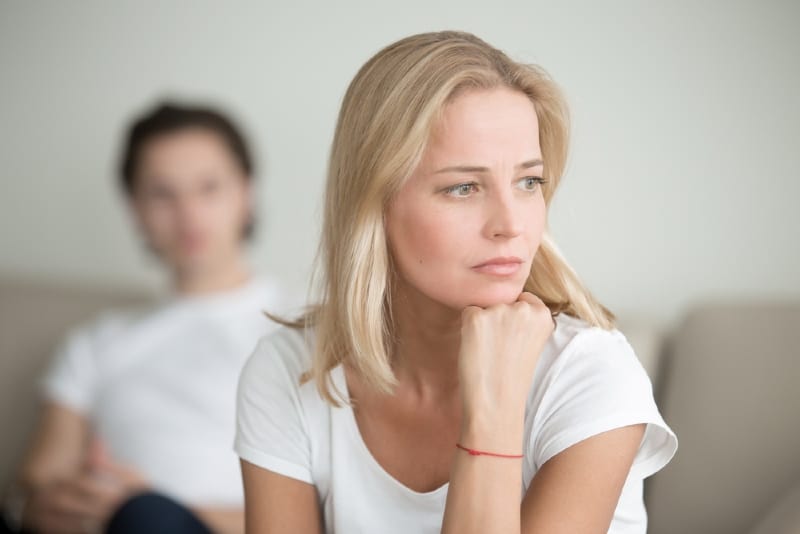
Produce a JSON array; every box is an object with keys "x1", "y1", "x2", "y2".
[{"x1": 235, "y1": 31, "x2": 677, "y2": 533}]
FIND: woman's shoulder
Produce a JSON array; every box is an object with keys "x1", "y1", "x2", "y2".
[
  {"x1": 527, "y1": 313, "x2": 676, "y2": 481},
  {"x1": 542, "y1": 313, "x2": 640, "y2": 376},
  {"x1": 241, "y1": 325, "x2": 314, "y2": 387},
  {"x1": 247, "y1": 274, "x2": 306, "y2": 312},
  {"x1": 550, "y1": 312, "x2": 627, "y2": 349}
]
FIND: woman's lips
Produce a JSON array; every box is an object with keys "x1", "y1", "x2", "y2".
[{"x1": 472, "y1": 257, "x2": 524, "y2": 276}]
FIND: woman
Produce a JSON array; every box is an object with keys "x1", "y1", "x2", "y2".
[
  {"x1": 3, "y1": 103, "x2": 291, "y2": 534},
  {"x1": 235, "y1": 31, "x2": 677, "y2": 533}
]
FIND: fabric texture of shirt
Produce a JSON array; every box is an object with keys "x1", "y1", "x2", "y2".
[
  {"x1": 43, "y1": 275, "x2": 290, "y2": 506},
  {"x1": 235, "y1": 313, "x2": 678, "y2": 533}
]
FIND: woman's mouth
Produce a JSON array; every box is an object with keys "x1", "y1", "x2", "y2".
[{"x1": 471, "y1": 257, "x2": 524, "y2": 276}]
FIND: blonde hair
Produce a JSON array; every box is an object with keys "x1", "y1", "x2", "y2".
[{"x1": 285, "y1": 31, "x2": 614, "y2": 405}]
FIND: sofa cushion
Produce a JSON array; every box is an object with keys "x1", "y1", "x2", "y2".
[
  {"x1": 0, "y1": 276, "x2": 153, "y2": 487},
  {"x1": 749, "y1": 482, "x2": 800, "y2": 534},
  {"x1": 646, "y1": 301, "x2": 800, "y2": 534}
]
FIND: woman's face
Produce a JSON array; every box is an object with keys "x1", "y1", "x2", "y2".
[
  {"x1": 129, "y1": 128, "x2": 251, "y2": 274},
  {"x1": 386, "y1": 87, "x2": 546, "y2": 310}
]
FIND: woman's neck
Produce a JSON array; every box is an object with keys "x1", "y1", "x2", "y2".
[{"x1": 390, "y1": 281, "x2": 463, "y2": 401}]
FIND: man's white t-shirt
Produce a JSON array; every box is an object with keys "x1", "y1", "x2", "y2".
[
  {"x1": 42, "y1": 275, "x2": 290, "y2": 506},
  {"x1": 235, "y1": 313, "x2": 678, "y2": 533}
]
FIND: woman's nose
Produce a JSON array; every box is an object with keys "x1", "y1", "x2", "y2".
[{"x1": 485, "y1": 191, "x2": 523, "y2": 239}]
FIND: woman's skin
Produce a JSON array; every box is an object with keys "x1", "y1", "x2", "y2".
[
  {"x1": 18, "y1": 128, "x2": 253, "y2": 534},
  {"x1": 241, "y1": 86, "x2": 645, "y2": 533}
]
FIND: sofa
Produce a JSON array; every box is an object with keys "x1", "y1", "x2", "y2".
[{"x1": 1, "y1": 275, "x2": 798, "y2": 533}]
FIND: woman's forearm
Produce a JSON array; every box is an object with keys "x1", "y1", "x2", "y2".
[{"x1": 440, "y1": 415, "x2": 524, "y2": 534}]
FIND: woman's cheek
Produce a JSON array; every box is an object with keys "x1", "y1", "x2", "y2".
[{"x1": 410, "y1": 209, "x2": 467, "y2": 263}]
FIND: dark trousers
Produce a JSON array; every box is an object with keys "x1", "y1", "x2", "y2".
[
  {"x1": 1, "y1": 492, "x2": 212, "y2": 534},
  {"x1": 106, "y1": 492, "x2": 212, "y2": 534}
]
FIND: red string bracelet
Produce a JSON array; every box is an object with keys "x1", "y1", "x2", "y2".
[{"x1": 456, "y1": 443, "x2": 524, "y2": 459}]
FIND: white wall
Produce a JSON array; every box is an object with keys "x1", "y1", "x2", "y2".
[{"x1": 1, "y1": 0, "x2": 797, "y2": 325}]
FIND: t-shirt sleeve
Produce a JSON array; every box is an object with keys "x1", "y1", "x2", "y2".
[
  {"x1": 234, "y1": 332, "x2": 314, "y2": 484},
  {"x1": 40, "y1": 327, "x2": 98, "y2": 413},
  {"x1": 531, "y1": 328, "x2": 678, "y2": 480}
]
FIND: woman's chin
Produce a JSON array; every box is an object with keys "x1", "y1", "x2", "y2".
[
  {"x1": 409, "y1": 278, "x2": 527, "y2": 312},
  {"x1": 457, "y1": 287, "x2": 527, "y2": 309}
]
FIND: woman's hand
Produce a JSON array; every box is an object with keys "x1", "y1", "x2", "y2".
[{"x1": 458, "y1": 292, "x2": 554, "y2": 452}]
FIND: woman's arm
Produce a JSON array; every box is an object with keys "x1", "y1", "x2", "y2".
[
  {"x1": 240, "y1": 460, "x2": 322, "y2": 534},
  {"x1": 191, "y1": 506, "x2": 244, "y2": 534},
  {"x1": 441, "y1": 293, "x2": 646, "y2": 533},
  {"x1": 441, "y1": 411, "x2": 527, "y2": 533},
  {"x1": 520, "y1": 424, "x2": 645, "y2": 533},
  {"x1": 442, "y1": 421, "x2": 644, "y2": 534},
  {"x1": 441, "y1": 293, "x2": 549, "y2": 533}
]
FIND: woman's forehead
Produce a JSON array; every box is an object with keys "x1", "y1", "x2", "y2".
[
  {"x1": 421, "y1": 90, "x2": 541, "y2": 170},
  {"x1": 434, "y1": 88, "x2": 537, "y2": 143}
]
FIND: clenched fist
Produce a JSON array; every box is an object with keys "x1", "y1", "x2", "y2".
[{"x1": 458, "y1": 292, "x2": 555, "y2": 452}]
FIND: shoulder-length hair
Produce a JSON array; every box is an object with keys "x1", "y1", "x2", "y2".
[{"x1": 284, "y1": 31, "x2": 614, "y2": 405}]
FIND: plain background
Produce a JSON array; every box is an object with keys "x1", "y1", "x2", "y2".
[{"x1": 1, "y1": 1, "x2": 798, "y2": 327}]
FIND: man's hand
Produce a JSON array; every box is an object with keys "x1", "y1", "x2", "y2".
[{"x1": 22, "y1": 445, "x2": 149, "y2": 534}]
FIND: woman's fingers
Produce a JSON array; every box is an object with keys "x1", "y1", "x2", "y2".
[
  {"x1": 459, "y1": 292, "x2": 554, "y2": 413},
  {"x1": 517, "y1": 291, "x2": 556, "y2": 330},
  {"x1": 516, "y1": 291, "x2": 540, "y2": 305}
]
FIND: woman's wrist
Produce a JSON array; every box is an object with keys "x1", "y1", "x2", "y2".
[
  {"x1": 459, "y1": 411, "x2": 525, "y2": 455},
  {"x1": 462, "y1": 393, "x2": 526, "y2": 426}
]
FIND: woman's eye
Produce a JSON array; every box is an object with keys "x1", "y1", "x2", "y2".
[
  {"x1": 444, "y1": 182, "x2": 478, "y2": 197},
  {"x1": 517, "y1": 176, "x2": 546, "y2": 192}
]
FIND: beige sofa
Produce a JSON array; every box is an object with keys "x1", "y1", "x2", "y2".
[{"x1": 1, "y1": 275, "x2": 798, "y2": 533}]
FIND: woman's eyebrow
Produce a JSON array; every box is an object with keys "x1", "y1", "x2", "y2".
[
  {"x1": 519, "y1": 158, "x2": 544, "y2": 169},
  {"x1": 433, "y1": 158, "x2": 544, "y2": 174}
]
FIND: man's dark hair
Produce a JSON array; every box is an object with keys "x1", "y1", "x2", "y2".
[{"x1": 119, "y1": 102, "x2": 256, "y2": 239}]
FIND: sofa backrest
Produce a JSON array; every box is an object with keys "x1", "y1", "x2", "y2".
[
  {"x1": 0, "y1": 275, "x2": 669, "y2": 492},
  {"x1": 646, "y1": 302, "x2": 800, "y2": 534},
  {"x1": 0, "y1": 277, "x2": 154, "y2": 487}
]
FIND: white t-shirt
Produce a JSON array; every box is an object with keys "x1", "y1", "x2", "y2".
[
  {"x1": 42, "y1": 275, "x2": 291, "y2": 506},
  {"x1": 235, "y1": 313, "x2": 678, "y2": 533}
]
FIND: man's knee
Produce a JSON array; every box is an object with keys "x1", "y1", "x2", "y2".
[{"x1": 107, "y1": 492, "x2": 211, "y2": 534}]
